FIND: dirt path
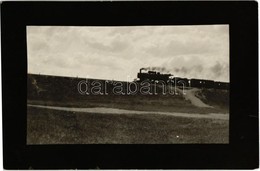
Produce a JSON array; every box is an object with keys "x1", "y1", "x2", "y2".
[
  {"x1": 28, "y1": 104, "x2": 229, "y2": 120},
  {"x1": 181, "y1": 88, "x2": 213, "y2": 108}
]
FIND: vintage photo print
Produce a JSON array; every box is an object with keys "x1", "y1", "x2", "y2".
[{"x1": 26, "y1": 25, "x2": 229, "y2": 144}]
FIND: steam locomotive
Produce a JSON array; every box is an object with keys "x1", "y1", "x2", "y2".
[{"x1": 137, "y1": 68, "x2": 229, "y2": 90}]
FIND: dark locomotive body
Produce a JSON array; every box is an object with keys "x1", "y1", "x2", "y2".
[
  {"x1": 137, "y1": 70, "x2": 171, "y2": 83},
  {"x1": 137, "y1": 68, "x2": 229, "y2": 90}
]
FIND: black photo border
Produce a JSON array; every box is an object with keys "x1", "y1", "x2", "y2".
[{"x1": 1, "y1": 1, "x2": 259, "y2": 169}]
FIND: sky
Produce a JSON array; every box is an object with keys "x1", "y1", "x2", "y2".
[{"x1": 27, "y1": 25, "x2": 229, "y2": 82}]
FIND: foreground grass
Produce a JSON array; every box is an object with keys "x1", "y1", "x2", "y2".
[{"x1": 27, "y1": 106, "x2": 228, "y2": 144}]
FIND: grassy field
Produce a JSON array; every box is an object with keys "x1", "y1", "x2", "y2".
[
  {"x1": 27, "y1": 74, "x2": 229, "y2": 144},
  {"x1": 27, "y1": 93, "x2": 227, "y2": 114},
  {"x1": 27, "y1": 106, "x2": 229, "y2": 144}
]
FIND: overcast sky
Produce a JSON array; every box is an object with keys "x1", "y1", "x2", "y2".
[{"x1": 27, "y1": 25, "x2": 229, "y2": 82}]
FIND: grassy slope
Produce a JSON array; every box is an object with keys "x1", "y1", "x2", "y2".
[
  {"x1": 27, "y1": 74, "x2": 229, "y2": 144},
  {"x1": 27, "y1": 106, "x2": 229, "y2": 144},
  {"x1": 27, "y1": 74, "x2": 229, "y2": 114}
]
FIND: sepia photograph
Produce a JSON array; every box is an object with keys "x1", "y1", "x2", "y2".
[
  {"x1": 2, "y1": 1, "x2": 258, "y2": 169},
  {"x1": 26, "y1": 25, "x2": 230, "y2": 144}
]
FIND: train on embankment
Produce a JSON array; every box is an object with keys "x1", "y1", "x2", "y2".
[{"x1": 137, "y1": 68, "x2": 229, "y2": 90}]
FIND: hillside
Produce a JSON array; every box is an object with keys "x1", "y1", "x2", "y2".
[
  {"x1": 27, "y1": 74, "x2": 229, "y2": 144},
  {"x1": 27, "y1": 74, "x2": 229, "y2": 114}
]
